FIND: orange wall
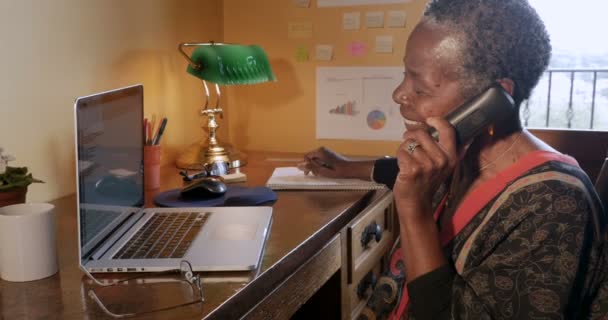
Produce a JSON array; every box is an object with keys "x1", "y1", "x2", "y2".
[
  {"x1": 0, "y1": 0, "x2": 426, "y2": 202},
  {"x1": 0, "y1": 0, "x2": 223, "y2": 201},
  {"x1": 222, "y1": 0, "x2": 426, "y2": 157}
]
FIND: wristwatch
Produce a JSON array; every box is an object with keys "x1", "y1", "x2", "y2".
[{"x1": 372, "y1": 156, "x2": 398, "y2": 189}]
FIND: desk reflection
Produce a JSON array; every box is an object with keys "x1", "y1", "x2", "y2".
[
  {"x1": 79, "y1": 269, "x2": 260, "y2": 319},
  {"x1": 1, "y1": 274, "x2": 63, "y2": 319}
]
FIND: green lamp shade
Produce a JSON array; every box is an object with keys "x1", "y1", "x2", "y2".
[{"x1": 186, "y1": 44, "x2": 277, "y2": 85}]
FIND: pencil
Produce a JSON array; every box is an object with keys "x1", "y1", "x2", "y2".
[
  {"x1": 147, "y1": 120, "x2": 153, "y2": 145},
  {"x1": 152, "y1": 118, "x2": 168, "y2": 145},
  {"x1": 151, "y1": 116, "x2": 163, "y2": 145},
  {"x1": 150, "y1": 114, "x2": 157, "y2": 137},
  {"x1": 143, "y1": 118, "x2": 149, "y2": 145}
]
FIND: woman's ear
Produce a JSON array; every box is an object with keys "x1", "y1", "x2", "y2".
[{"x1": 497, "y1": 78, "x2": 515, "y2": 96}]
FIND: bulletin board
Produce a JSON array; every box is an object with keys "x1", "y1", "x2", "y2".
[
  {"x1": 222, "y1": 0, "x2": 427, "y2": 154},
  {"x1": 311, "y1": 3, "x2": 410, "y2": 141}
]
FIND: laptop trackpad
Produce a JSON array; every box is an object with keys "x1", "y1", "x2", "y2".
[{"x1": 211, "y1": 223, "x2": 258, "y2": 241}]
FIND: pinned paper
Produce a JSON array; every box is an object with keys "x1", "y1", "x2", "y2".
[
  {"x1": 348, "y1": 41, "x2": 367, "y2": 57},
  {"x1": 295, "y1": 46, "x2": 310, "y2": 62},
  {"x1": 319, "y1": 0, "x2": 410, "y2": 7},
  {"x1": 316, "y1": 67, "x2": 405, "y2": 141},
  {"x1": 288, "y1": 22, "x2": 313, "y2": 39},
  {"x1": 387, "y1": 10, "x2": 407, "y2": 28},
  {"x1": 343, "y1": 12, "x2": 361, "y2": 30},
  {"x1": 292, "y1": 0, "x2": 311, "y2": 8},
  {"x1": 315, "y1": 45, "x2": 334, "y2": 61},
  {"x1": 365, "y1": 11, "x2": 384, "y2": 28},
  {"x1": 375, "y1": 35, "x2": 393, "y2": 53}
]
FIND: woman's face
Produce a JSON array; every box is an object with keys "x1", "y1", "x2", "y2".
[{"x1": 393, "y1": 21, "x2": 466, "y2": 132}]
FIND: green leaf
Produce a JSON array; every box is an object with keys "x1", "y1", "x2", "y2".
[{"x1": 0, "y1": 166, "x2": 43, "y2": 192}]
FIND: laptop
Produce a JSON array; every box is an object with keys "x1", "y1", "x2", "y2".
[{"x1": 74, "y1": 84, "x2": 272, "y2": 273}]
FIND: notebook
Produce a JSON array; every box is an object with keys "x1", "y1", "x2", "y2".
[
  {"x1": 266, "y1": 167, "x2": 385, "y2": 190},
  {"x1": 74, "y1": 84, "x2": 272, "y2": 273}
]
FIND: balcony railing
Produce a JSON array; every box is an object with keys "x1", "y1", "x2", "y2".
[{"x1": 521, "y1": 68, "x2": 608, "y2": 130}]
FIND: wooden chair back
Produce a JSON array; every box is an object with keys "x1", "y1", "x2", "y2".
[
  {"x1": 530, "y1": 128, "x2": 608, "y2": 182},
  {"x1": 595, "y1": 154, "x2": 608, "y2": 207}
]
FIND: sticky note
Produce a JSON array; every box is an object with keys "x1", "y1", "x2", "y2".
[
  {"x1": 348, "y1": 41, "x2": 367, "y2": 57},
  {"x1": 387, "y1": 10, "x2": 407, "y2": 28},
  {"x1": 343, "y1": 12, "x2": 361, "y2": 30},
  {"x1": 292, "y1": 0, "x2": 311, "y2": 8},
  {"x1": 375, "y1": 35, "x2": 393, "y2": 53},
  {"x1": 365, "y1": 11, "x2": 384, "y2": 28},
  {"x1": 295, "y1": 46, "x2": 309, "y2": 62},
  {"x1": 288, "y1": 22, "x2": 313, "y2": 39},
  {"x1": 315, "y1": 45, "x2": 334, "y2": 61}
]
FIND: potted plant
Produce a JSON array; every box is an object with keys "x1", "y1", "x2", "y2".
[{"x1": 0, "y1": 147, "x2": 43, "y2": 207}]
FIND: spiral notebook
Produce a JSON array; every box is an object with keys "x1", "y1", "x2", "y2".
[{"x1": 266, "y1": 167, "x2": 385, "y2": 190}]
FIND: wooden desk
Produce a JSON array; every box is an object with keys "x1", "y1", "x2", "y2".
[{"x1": 1, "y1": 152, "x2": 394, "y2": 319}]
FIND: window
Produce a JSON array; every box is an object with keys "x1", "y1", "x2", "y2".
[{"x1": 523, "y1": 0, "x2": 608, "y2": 130}]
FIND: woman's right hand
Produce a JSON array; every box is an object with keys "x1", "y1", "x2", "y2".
[
  {"x1": 393, "y1": 117, "x2": 458, "y2": 220},
  {"x1": 297, "y1": 147, "x2": 351, "y2": 178},
  {"x1": 297, "y1": 147, "x2": 378, "y2": 180}
]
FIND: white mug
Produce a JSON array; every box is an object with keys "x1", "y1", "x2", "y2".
[{"x1": 0, "y1": 203, "x2": 58, "y2": 282}]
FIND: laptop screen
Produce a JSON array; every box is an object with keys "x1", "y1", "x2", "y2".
[{"x1": 75, "y1": 85, "x2": 144, "y2": 258}]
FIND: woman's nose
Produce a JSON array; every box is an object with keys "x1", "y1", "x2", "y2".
[
  {"x1": 393, "y1": 90, "x2": 410, "y2": 106},
  {"x1": 393, "y1": 82, "x2": 410, "y2": 104}
]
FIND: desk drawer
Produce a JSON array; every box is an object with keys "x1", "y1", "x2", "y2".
[
  {"x1": 347, "y1": 193, "x2": 394, "y2": 284},
  {"x1": 348, "y1": 262, "x2": 383, "y2": 319}
]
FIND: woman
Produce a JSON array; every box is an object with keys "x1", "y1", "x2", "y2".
[{"x1": 300, "y1": 0, "x2": 607, "y2": 318}]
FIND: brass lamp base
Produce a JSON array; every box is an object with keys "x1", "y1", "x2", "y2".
[{"x1": 175, "y1": 140, "x2": 247, "y2": 172}]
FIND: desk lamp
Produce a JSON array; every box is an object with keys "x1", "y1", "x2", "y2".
[{"x1": 176, "y1": 42, "x2": 276, "y2": 173}]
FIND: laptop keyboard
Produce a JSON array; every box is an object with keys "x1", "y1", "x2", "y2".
[
  {"x1": 82, "y1": 209, "x2": 124, "y2": 245},
  {"x1": 113, "y1": 211, "x2": 210, "y2": 259}
]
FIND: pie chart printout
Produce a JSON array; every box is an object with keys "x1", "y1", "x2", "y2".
[{"x1": 367, "y1": 110, "x2": 386, "y2": 130}]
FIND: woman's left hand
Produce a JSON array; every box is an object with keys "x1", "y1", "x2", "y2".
[{"x1": 394, "y1": 117, "x2": 459, "y2": 221}]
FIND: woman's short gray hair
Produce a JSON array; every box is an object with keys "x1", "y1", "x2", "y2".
[{"x1": 424, "y1": 0, "x2": 552, "y2": 106}]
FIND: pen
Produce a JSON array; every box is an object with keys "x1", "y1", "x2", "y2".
[
  {"x1": 265, "y1": 157, "x2": 303, "y2": 162},
  {"x1": 152, "y1": 118, "x2": 168, "y2": 145},
  {"x1": 308, "y1": 157, "x2": 334, "y2": 170}
]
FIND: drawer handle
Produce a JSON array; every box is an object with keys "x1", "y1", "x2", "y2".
[
  {"x1": 361, "y1": 221, "x2": 382, "y2": 248},
  {"x1": 357, "y1": 271, "x2": 377, "y2": 299}
]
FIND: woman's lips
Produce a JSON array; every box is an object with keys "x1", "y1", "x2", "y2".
[
  {"x1": 403, "y1": 118, "x2": 424, "y2": 130},
  {"x1": 403, "y1": 118, "x2": 421, "y2": 126}
]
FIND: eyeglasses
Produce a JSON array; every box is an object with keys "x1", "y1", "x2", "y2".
[
  {"x1": 82, "y1": 260, "x2": 204, "y2": 318},
  {"x1": 179, "y1": 161, "x2": 230, "y2": 181}
]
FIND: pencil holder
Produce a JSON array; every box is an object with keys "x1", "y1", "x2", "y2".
[{"x1": 144, "y1": 145, "x2": 161, "y2": 190}]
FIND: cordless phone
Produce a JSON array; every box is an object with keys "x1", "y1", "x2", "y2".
[{"x1": 428, "y1": 83, "x2": 516, "y2": 145}]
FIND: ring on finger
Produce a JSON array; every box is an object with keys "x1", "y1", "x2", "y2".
[{"x1": 406, "y1": 140, "x2": 420, "y2": 155}]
